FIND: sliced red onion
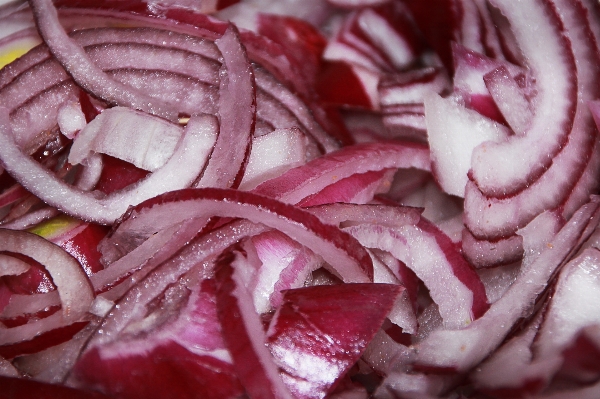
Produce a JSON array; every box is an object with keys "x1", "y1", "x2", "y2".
[
  {"x1": 0, "y1": 254, "x2": 30, "y2": 277},
  {"x1": 239, "y1": 127, "x2": 306, "y2": 191},
  {"x1": 266, "y1": 283, "x2": 402, "y2": 398},
  {"x1": 557, "y1": 324, "x2": 600, "y2": 384},
  {"x1": 0, "y1": 58, "x2": 69, "y2": 115},
  {"x1": 214, "y1": 243, "x2": 294, "y2": 399},
  {"x1": 457, "y1": 0, "x2": 485, "y2": 54},
  {"x1": 356, "y1": 6, "x2": 419, "y2": 70},
  {"x1": 70, "y1": 26, "x2": 221, "y2": 62},
  {"x1": 255, "y1": 13, "x2": 327, "y2": 91},
  {"x1": 326, "y1": 0, "x2": 390, "y2": 8},
  {"x1": 0, "y1": 184, "x2": 28, "y2": 209},
  {"x1": 379, "y1": 67, "x2": 450, "y2": 107},
  {"x1": 462, "y1": 229, "x2": 523, "y2": 268},
  {"x1": 196, "y1": 24, "x2": 255, "y2": 189},
  {"x1": 476, "y1": 262, "x2": 520, "y2": 304},
  {"x1": 0, "y1": 229, "x2": 92, "y2": 323},
  {"x1": 317, "y1": 61, "x2": 379, "y2": 110},
  {"x1": 68, "y1": 107, "x2": 184, "y2": 172},
  {"x1": 323, "y1": 14, "x2": 386, "y2": 73},
  {"x1": 13, "y1": 320, "x2": 100, "y2": 384},
  {"x1": 90, "y1": 221, "x2": 202, "y2": 293},
  {"x1": 253, "y1": 141, "x2": 431, "y2": 204},
  {"x1": 381, "y1": 104, "x2": 427, "y2": 139},
  {"x1": 84, "y1": 219, "x2": 268, "y2": 351},
  {"x1": 305, "y1": 203, "x2": 422, "y2": 229},
  {"x1": 56, "y1": 100, "x2": 86, "y2": 140},
  {"x1": 463, "y1": 109, "x2": 597, "y2": 240},
  {"x1": 425, "y1": 92, "x2": 509, "y2": 197},
  {"x1": 1, "y1": 291, "x2": 60, "y2": 320},
  {"x1": 361, "y1": 329, "x2": 411, "y2": 375},
  {"x1": 483, "y1": 65, "x2": 533, "y2": 135},
  {"x1": 269, "y1": 251, "x2": 321, "y2": 312},
  {"x1": 463, "y1": 0, "x2": 600, "y2": 244},
  {"x1": 533, "y1": 248, "x2": 600, "y2": 360},
  {"x1": 452, "y1": 42, "x2": 527, "y2": 104},
  {"x1": 414, "y1": 199, "x2": 600, "y2": 372},
  {"x1": 254, "y1": 67, "x2": 340, "y2": 154},
  {"x1": 534, "y1": 380, "x2": 600, "y2": 399},
  {"x1": 73, "y1": 153, "x2": 102, "y2": 192},
  {"x1": 368, "y1": 251, "x2": 417, "y2": 334},
  {"x1": 0, "y1": 355, "x2": 19, "y2": 377},
  {"x1": 9, "y1": 82, "x2": 80, "y2": 149},
  {"x1": 0, "y1": 109, "x2": 218, "y2": 224},
  {"x1": 99, "y1": 188, "x2": 374, "y2": 283},
  {"x1": 251, "y1": 231, "x2": 320, "y2": 314},
  {"x1": 0, "y1": 375, "x2": 112, "y2": 399},
  {"x1": 375, "y1": 371, "x2": 461, "y2": 399},
  {"x1": 72, "y1": 276, "x2": 244, "y2": 399},
  {"x1": 471, "y1": 312, "x2": 550, "y2": 396},
  {"x1": 344, "y1": 221, "x2": 488, "y2": 329},
  {"x1": 297, "y1": 169, "x2": 395, "y2": 207},
  {"x1": 75, "y1": 338, "x2": 243, "y2": 399},
  {"x1": 85, "y1": 42, "x2": 220, "y2": 87},
  {"x1": 472, "y1": 0, "x2": 504, "y2": 58},
  {"x1": 469, "y1": 0, "x2": 577, "y2": 197},
  {"x1": 28, "y1": 0, "x2": 180, "y2": 121}
]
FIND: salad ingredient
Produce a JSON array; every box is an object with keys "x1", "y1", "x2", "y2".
[{"x1": 0, "y1": 0, "x2": 600, "y2": 398}]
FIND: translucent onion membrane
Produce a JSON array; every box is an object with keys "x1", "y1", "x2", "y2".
[{"x1": 0, "y1": 0, "x2": 599, "y2": 398}]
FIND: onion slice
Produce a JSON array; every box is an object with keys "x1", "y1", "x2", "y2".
[
  {"x1": 196, "y1": 24, "x2": 255, "y2": 189},
  {"x1": 27, "y1": 0, "x2": 180, "y2": 122},
  {"x1": 469, "y1": 0, "x2": 577, "y2": 197},
  {"x1": 214, "y1": 244, "x2": 294, "y2": 399},
  {"x1": 105, "y1": 188, "x2": 374, "y2": 283},
  {"x1": 253, "y1": 141, "x2": 431, "y2": 204},
  {"x1": 415, "y1": 199, "x2": 600, "y2": 372},
  {"x1": 0, "y1": 109, "x2": 217, "y2": 224},
  {"x1": 0, "y1": 228, "x2": 92, "y2": 322}
]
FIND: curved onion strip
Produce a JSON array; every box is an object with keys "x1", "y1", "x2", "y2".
[
  {"x1": 469, "y1": 0, "x2": 577, "y2": 197},
  {"x1": 85, "y1": 219, "x2": 268, "y2": 350},
  {"x1": 253, "y1": 141, "x2": 431, "y2": 204},
  {"x1": 196, "y1": 24, "x2": 255, "y2": 189},
  {"x1": 254, "y1": 67, "x2": 339, "y2": 154},
  {"x1": 0, "y1": 228, "x2": 92, "y2": 322},
  {"x1": 214, "y1": 245, "x2": 295, "y2": 399},
  {"x1": 28, "y1": 0, "x2": 180, "y2": 122},
  {"x1": 0, "y1": 208, "x2": 58, "y2": 231},
  {"x1": 90, "y1": 217, "x2": 210, "y2": 294},
  {"x1": 415, "y1": 199, "x2": 600, "y2": 372},
  {"x1": 1, "y1": 290, "x2": 59, "y2": 319},
  {"x1": 71, "y1": 26, "x2": 221, "y2": 62},
  {"x1": 0, "y1": 311, "x2": 87, "y2": 349},
  {"x1": 68, "y1": 106, "x2": 184, "y2": 172},
  {"x1": 464, "y1": 0, "x2": 600, "y2": 241},
  {"x1": 108, "y1": 188, "x2": 373, "y2": 283},
  {"x1": 306, "y1": 203, "x2": 422, "y2": 228},
  {"x1": 0, "y1": 253, "x2": 30, "y2": 276},
  {"x1": 0, "y1": 109, "x2": 217, "y2": 224},
  {"x1": 344, "y1": 222, "x2": 487, "y2": 328}
]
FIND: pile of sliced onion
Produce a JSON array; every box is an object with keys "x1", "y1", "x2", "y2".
[{"x1": 0, "y1": 0, "x2": 600, "y2": 398}]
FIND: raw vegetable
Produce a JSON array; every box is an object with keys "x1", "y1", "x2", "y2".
[{"x1": 0, "y1": 0, "x2": 600, "y2": 398}]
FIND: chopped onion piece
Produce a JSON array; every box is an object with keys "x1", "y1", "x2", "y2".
[
  {"x1": 0, "y1": 109, "x2": 217, "y2": 224},
  {"x1": 0, "y1": 228, "x2": 92, "y2": 322},
  {"x1": 68, "y1": 107, "x2": 183, "y2": 172}
]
